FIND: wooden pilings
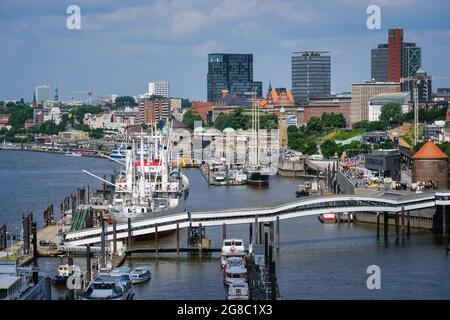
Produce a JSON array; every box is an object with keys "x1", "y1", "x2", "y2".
[
  {"x1": 112, "y1": 219, "x2": 117, "y2": 255},
  {"x1": 199, "y1": 223, "x2": 203, "y2": 258},
  {"x1": 443, "y1": 206, "x2": 448, "y2": 249},
  {"x1": 86, "y1": 244, "x2": 91, "y2": 284},
  {"x1": 249, "y1": 223, "x2": 253, "y2": 245},
  {"x1": 254, "y1": 216, "x2": 259, "y2": 245},
  {"x1": 376, "y1": 212, "x2": 380, "y2": 238},
  {"x1": 31, "y1": 222, "x2": 38, "y2": 284},
  {"x1": 222, "y1": 223, "x2": 227, "y2": 241},
  {"x1": 407, "y1": 211, "x2": 411, "y2": 236},
  {"x1": 276, "y1": 216, "x2": 280, "y2": 250},
  {"x1": 395, "y1": 212, "x2": 400, "y2": 242},
  {"x1": 176, "y1": 221, "x2": 180, "y2": 256},
  {"x1": 383, "y1": 212, "x2": 388, "y2": 241},
  {"x1": 155, "y1": 224, "x2": 159, "y2": 258},
  {"x1": 127, "y1": 218, "x2": 132, "y2": 249},
  {"x1": 100, "y1": 218, "x2": 106, "y2": 266}
]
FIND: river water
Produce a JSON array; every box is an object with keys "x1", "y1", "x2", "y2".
[{"x1": 1, "y1": 150, "x2": 450, "y2": 299}]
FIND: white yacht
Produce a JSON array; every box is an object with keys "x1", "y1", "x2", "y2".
[
  {"x1": 227, "y1": 281, "x2": 249, "y2": 300},
  {"x1": 221, "y1": 239, "x2": 245, "y2": 268},
  {"x1": 224, "y1": 256, "x2": 248, "y2": 286},
  {"x1": 130, "y1": 265, "x2": 151, "y2": 284},
  {"x1": 82, "y1": 275, "x2": 133, "y2": 300}
]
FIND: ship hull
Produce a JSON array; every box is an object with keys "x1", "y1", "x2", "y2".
[{"x1": 247, "y1": 172, "x2": 269, "y2": 187}]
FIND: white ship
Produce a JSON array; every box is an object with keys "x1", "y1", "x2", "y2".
[{"x1": 84, "y1": 122, "x2": 190, "y2": 222}]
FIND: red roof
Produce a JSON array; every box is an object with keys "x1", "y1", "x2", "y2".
[{"x1": 413, "y1": 140, "x2": 448, "y2": 159}]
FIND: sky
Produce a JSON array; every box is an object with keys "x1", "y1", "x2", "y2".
[{"x1": 1, "y1": 0, "x2": 450, "y2": 102}]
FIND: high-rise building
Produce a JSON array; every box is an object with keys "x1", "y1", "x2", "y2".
[
  {"x1": 371, "y1": 44, "x2": 388, "y2": 82},
  {"x1": 138, "y1": 98, "x2": 171, "y2": 124},
  {"x1": 148, "y1": 81, "x2": 169, "y2": 98},
  {"x1": 292, "y1": 51, "x2": 331, "y2": 103},
  {"x1": 371, "y1": 29, "x2": 422, "y2": 89},
  {"x1": 207, "y1": 53, "x2": 262, "y2": 103},
  {"x1": 388, "y1": 28, "x2": 403, "y2": 82},
  {"x1": 350, "y1": 81, "x2": 400, "y2": 124},
  {"x1": 35, "y1": 85, "x2": 50, "y2": 103}
]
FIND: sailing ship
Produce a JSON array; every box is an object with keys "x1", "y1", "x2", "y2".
[
  {"x1": 84, "y1": 121, "x2": 190, "y2": 222},
  {"x1": 246, "y1": 89, "x2": 270, "y2": 187}
]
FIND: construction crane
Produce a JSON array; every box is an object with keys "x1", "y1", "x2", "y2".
[
  {"x1": 69, "y1": 90, "x2": 94, "y2": 105},
  {"x1": 400, "y1": 75, "x2": 450, "y2": 146}
]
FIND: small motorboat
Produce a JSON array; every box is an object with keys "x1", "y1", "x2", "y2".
[
  {"x1": 318, "y1": 213, "x2": 337, "y2": 223},
  {"x1": 295, "y1": 183, "x2": 310, "y2": 197},
  {"x1": 130, "y1": 265, "x2": 151, "y2": 284},
  {"x1": 52, "y1": 256, "x2": 75, "y2": 286},
  {"x1": 224, "y1": 257, "x2": 248, "y2": 286},
  {"x1": 227, "y1": 281, "x2": 249, "y2": 300},
  {"x1": 82, "y1": 275, "x2": 133, "y2": 300}
]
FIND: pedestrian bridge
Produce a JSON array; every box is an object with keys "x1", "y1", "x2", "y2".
[{"x1": 63, "y1": 191, "x2": 450, "y2": 246}]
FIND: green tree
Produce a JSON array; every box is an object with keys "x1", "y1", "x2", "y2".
[
  {"x1": 353, "y1": 120, "x2": 369, "y2": 129},
  {"x1": 367, "y1": 121, "x2": 387, "y2": 132},
  {"x1": 114, "y1": 96, "x2": 136, "y2": 108},
  {"x1": 379, "y1": 103, "x2": 403, "y2": 128},
  {"x1": 302, "y1": 141, "x2": 318, "y2": 155},
  {"x1": 8, "y1": 104, "x2": 33, "y2": 128},
  {"x1": 306, "y1": 117, "x2": 322, "y2": 134},
  {"x1": 321, "y1": 112, "x2": 346, "y2": 129},
  {"x1": 183, "y1": 110, "x2": 202, "y2": 129},
  {"x1": 320, "y1": 139, "x2": 338, "y2": 158}
]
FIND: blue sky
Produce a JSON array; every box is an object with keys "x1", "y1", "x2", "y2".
[{"x1": 1, "y1": 0, "x2": 450, "y2": 102}]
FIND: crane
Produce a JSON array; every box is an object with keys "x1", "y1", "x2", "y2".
[
  {"x1": 400, "y1": 75, "x2": 450, "y2": 146},
  {"x1": 69, "y1": 90, "x2": 94, "y2": 105}
]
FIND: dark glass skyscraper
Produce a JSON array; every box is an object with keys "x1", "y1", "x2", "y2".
[
  {"x1": 370, "y1": 29, "x2": 422, "y2": 88},
  {"x1": 291, "y1": 51, "x2": 331, "y2": 103},
  {"x1": 207, "y1": 53, "x2": 262, "y2": 103},
  {"x1": 371, "y1": 44, "x2": 388, "y2": 82}
]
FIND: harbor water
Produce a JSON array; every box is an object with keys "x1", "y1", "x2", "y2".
[{"x1": 1, "y1": 150, "x2": 450, "y2": 299}]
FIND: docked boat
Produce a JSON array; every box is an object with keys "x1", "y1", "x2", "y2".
[
  {"x1": 130, "y1": 265, "x2": 151, "y2": 284},
  {"x1": 65, "y1": 151, "x2": 82, "y2": 157},
  {"x1": 52, "y1": 256, "x2": 75, "y2": 285},
  {"x1": 109, "y1": 142, "x2": 127, "y2": 161},
  {"x1": 227, "y1": 281, "x2": 249, "y2": 300},
  {"x1": 0, "y1": 259, "x2": 45, "y2": 300},
  {"x1": 224, "y1": 257, "x2": 248, "y2": 286},
  {"x1": 84, "y1": 122, "x2": 190, "y2": 223},
  {"x1": 318, "y1": 213, "x2": 337, "y2": 223},
  {"x1": 82, "y1": 275, "x2": 133, "y2": 300},
  {"x1": 295, "y1": 182, "x2": 310, "y2": 197},
  {"x1": 221, "y1": 239, "x2": 245, "y2": 268},
  {"x1": 246, "y1": 170, "x2": 269, "y2": 187}
]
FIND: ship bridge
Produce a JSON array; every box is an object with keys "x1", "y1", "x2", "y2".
[{"x1": 63, "y1": 191, "x2": 446, "y2": 246}]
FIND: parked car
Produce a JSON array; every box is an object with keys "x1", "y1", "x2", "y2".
[{"x1": 40, "y1": 239, "x2": 57, "y2": 247}]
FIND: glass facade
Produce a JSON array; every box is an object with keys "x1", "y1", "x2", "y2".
[
  {"x1": 291, "y1": 52, "x2": 331, "y2": 103},
  {"x1": 371, "y1": 44, "x2": 388, "y2": 82},
  {"x1": 207, "y1": 53, "x2": 262, "y2": 103}
]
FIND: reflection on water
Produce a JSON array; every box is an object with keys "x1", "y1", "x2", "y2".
[{"x1": 2, "y1": 151, "x2": 450, "y2": 299}]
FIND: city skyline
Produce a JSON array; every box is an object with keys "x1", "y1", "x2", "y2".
[{"x1": 1, "y1": 0, "x2": 450, "y2": 101}]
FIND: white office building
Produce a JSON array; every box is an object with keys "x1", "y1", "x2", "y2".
[
  {"x1": 35, "y1": 85, "x2": 51, "y2": 103},
  {"x1": 148, "y1": 81, "x2": 169, "y2": 98},
  {"x1": 368, "y1": 92, "x2": 410, "y2": 122}
]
